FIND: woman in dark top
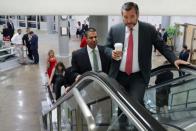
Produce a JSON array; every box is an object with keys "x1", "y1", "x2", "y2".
[
  {"x1": 2, "y1": 24, "x2": 10, "y2": 41},
  {"x1": 49, "y1": 62, "x2": 72, "y2": 100}
]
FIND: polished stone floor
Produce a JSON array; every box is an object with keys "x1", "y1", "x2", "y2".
[
  {"x1": 0, "y1": 31, "x2": 80, "y2": 131},
  {"x1": 0, "y1": 30, "x2": 166, "y2": 131}
]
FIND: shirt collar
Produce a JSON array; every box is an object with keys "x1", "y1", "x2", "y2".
[
  {"x1": 126, "y1": 21, "x2": 139, "y2": 33},
  {"x1": 87, "y1": 45, "x2": 98, "y2": 54}
]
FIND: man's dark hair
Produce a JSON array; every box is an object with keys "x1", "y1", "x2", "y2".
[
  {"x1": 183, "y1": 45, "x2": 188, "y2": 49},
  {"x1": 29, "y1": 31, "x2": 34, "y2": 35},
  {"x1": 121, "y1": 2, "x2": 139, "y2": 15},
  {"x1": 86, "y1": 27, "x2": 96, "y2": 37}
]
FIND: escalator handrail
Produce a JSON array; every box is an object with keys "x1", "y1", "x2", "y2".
[
  {"x1": 147, "y1": 64, "x2": 196, "y2": 91},
  {"x1": 43, "y1": 71, "x2": 167, "y2": 131},
  {"x1": 150, "y1": 64, "x2": 196, "y2": 76}
]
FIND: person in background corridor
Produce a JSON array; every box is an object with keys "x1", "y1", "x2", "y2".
[
  {"x1": 11, "y1": 29, "x2": 23, "y2": 63},
  {"x1": 179, "y1": 45, "x2": 190, "y2": 76},
  {"x1": 7, "y1": 19, "x2": 15, "y2": 39},
  {"x1": 29, "y1": 31, "x2": 39, "y2": 64},
  {"x1": 76, "y1": 21, "x2": 81, "y2": 38},
  {"x1": 49, "y1": 62, "x2": 70, "y2": 100},
  {"x1": 80, "y1": 34, "x2": 87, "y2": 48},
  {"x1": 22, "y1": 28, "x2": 33, "y2": 60},
  {"x1": 46, "y1": 50, "x2": 57, "y2": 78},
  {"x1": 2, "y1": 24, "x2": 10, "y2": 42}
]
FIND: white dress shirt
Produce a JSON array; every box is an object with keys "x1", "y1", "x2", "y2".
[
  {"x1": 120, "y1": 22, "x2": 140, "y2": 73},
  {"x1": 11, "y1": 33, "x2": 22, "y2": 45},
  {"x1": 87, "y1": 45, "x2": 102, "y2": 71}
]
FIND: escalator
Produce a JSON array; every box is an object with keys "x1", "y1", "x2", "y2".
[
  {"x1": 144, "y1": 64, "x2": 196, "y2": 131},
  {"x1": 42, "y1": 71, "x2": 183, "y2": 131}
]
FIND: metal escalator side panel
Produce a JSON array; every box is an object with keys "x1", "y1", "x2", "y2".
[{"x1": 72, "y1": 87, "x2": 96, "y2": 131}]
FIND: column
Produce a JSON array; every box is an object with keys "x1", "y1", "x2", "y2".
[
  {"x1": 57, "y1": 16, "x2": 70, "y2": 65},
  {"x1": 89, "y1": 16, "x2": 108, "y2": 45},
  {"x1": 47, "y1": 16, "x2": 55, "y2": 34},
  {"x1": 161, "y1": 16, "x2": 171, "y2": 29}
]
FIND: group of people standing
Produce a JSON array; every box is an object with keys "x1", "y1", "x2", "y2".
[{"x1": 11, "y1": 28, "x2": 39, "y2": 64}]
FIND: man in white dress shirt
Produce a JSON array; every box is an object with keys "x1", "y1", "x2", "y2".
[{"x1": 11, "y1": 29, "x2": 23, "y2": 62}]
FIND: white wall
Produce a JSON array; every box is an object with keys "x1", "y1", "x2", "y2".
[
  {"x1": 140, "y1": 16, "x2": 162, "y2": 29},
  {"x1": 170, "y1": 16, "x2": 196, "y2": 26},
  {"x1": 0, "y1": 0, "x2": 196, "y2": 16},
  {"x1": 108, "y1": 16, "x2": 122, "y2": 30}
]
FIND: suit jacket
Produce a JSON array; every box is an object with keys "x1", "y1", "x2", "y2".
[
  {"x1": 7, "y1": 21, "x2": 14, "y2": 35},
  {"x1": 22, "y1": 33, "x2": 30, "y2": 46},
  {"x1": 71, "y1": 45, "x2": 111, "y2": 80},
  {"x1": 179, "y1": 50, "x2": 189, "y2": 61},
  {"x1": 106, "y1": 21, "x2": 177, "y2": 84},
  {"x1": 30, "y1": 34, "x2": 38, "y2": 50}
]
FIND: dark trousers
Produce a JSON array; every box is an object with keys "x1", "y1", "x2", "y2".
[
  {"x1": 27, "y1": 45, "x2": 33, "y2": 60},
  {"x1": 54, "y1": 83, "x2": 63, "y2": 100},
  {"x1": 31, "y1": 49, "x2": 39, "y2": 64},
  {"x1": 117, "y1": 71, "x2": 146, "y2": 105},
  {"x1": 116, "y1": 71, "x2": 146, "y2": 130}
]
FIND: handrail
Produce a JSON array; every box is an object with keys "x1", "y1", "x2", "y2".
[
  {"x1": 147, "y1": 64, "x2": 196, "y2": 91},
  {"x1": 72, "y1": 88, "x2": 96, "y2": 131},
  {"x1": 42, "y1": 72, "x2": 167, "y2": 131}
]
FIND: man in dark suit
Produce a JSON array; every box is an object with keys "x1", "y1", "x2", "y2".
[
  {"x1": 22, "y1": 28, "x2": 33, "y2": 60},
  {"x1": 106, "y1": 2, "x2": 189, "y2": 105},
  {"x1": 7, "y1": 19, "x2": 15, "y2": 39},
  {"x1": 29, "y1": 31, "x2": 39, "y2": 64},
  {"x1": 71, "y1": 27, "x2": 110, "y2": 82}
]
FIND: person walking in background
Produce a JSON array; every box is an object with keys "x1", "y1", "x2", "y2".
[
  {"x1": 49, "y1": 62, "x2": 70, "y2": 100},
  {"x1": 22, "y1": 28, "x2": 33, "y2": 60},
  {"x1": 81, "y1": 20, "x2": 88, "y2": 38},
  {"x1": 179, "y1": 45, "x2": 189, "y2": 61},
  {"x1": 46, "y1": 50, "x2": 57, "y2": 78},
  {"x1": 29, "y1": 31, "x2": 39, "y2": 64},
  {"x1": 2, "y1": 24, "x2": 10, "y2": 42},
  {"x1": 179, "y1": 45, "x2": 190, "y2": 76},
  {"x1": 80, "y1": 34, "x2": 87, "y2": 48},
  {"x1": 7, "y1": 19, "x2": 15, "y2": 39},
  {"x1": 76, "y1": 21, "x2": 81, "y2": 38},
  {"x1": 162, "y1": 28, "x2": 168, "y2": 43},
  {"x1": 11, "y1": 29, "x2": 23, "y2": 63}
]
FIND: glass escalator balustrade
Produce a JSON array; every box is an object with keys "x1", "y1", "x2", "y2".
[
  {"x1": 144, "y1": 65, "x2": 196, "y2": 131},
  {"x1": 42, "y1": 72, "x2": 168, "y2": 131}
]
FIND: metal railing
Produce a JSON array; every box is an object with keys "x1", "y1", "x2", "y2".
[{"x1": 42, "y1": 72, "x2": 167, "y2": 131}]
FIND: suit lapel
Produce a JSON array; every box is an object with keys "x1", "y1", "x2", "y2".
[
  {"x1": 97, "y1": 46, "x2": 104, "y2": 69},
  {"x1": 84, "y1": 47, "x2": 92, "y2": 70},
  {"x1": 138, "y1": 21, "x2": 145, "y2": 67},
  {"x1": 120, "y1": 24, "x2": 126, "y2": 48}
]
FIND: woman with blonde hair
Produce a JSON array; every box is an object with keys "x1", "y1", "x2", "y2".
[{"x1": 46, "y1": 50, "x2": 57, "y2": 78}]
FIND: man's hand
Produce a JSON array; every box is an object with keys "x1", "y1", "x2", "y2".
[
  {"x1": 174, "y1": 59, "x2": 190, "y2": 69},
  {"x1": 112, "y1": 50, "x2": 122, "y2": 61},
  {"x1": 75, "y1": 75, "x2": 81, "y2": 82},
  {"x1": 65, "y1": 86, "x2": 71, "y2": 94}
]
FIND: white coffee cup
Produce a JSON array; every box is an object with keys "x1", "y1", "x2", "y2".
[
  {"x1": 114, "y1": 43, "x2": 123, "y2": 60},
  {"x1": 114, "y1": 43, "x2": 123, "y2": 51}
]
